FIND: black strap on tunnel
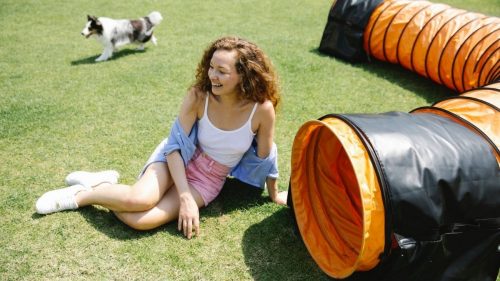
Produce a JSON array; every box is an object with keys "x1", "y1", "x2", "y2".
[
  {"x1": 339, "y1": 112, "x2": 500, "y2": 241},
  {"x1": 410, "y1": 7, "x2": 449, "y2": 72},
  {"x1": 431, "y1": 94, "x2": 500, "y2": 111},
  {"x1": 381, "y1": 1, "x2": 410, "y2": 62},
  {"x1": 451, "y1": 23, "x2": 499, "y2": 91},
  {"x1": 477, "y1": 45, "x2": 500, "y2": 86},
  {"x1": 423, "y1": 10, "x2": 468, "y2": 83},
  {"x1": 436, "y1": 15, "x2": 485, "y2": 88},
  {"x1": 460, "y1": 84, "x2": 500, "y2": 94},
  {"x1": 365, "y1": 0, "x2": 394, "y2": 60},
  {"x1": 460, "y1": 29, "x2": 500, "y2": 91},
  {"x1": 485, "y1": 60, "x2": 500, "y2": 84},
  {"x1": 395, "y1": 3, "x2": 433, "y2": 66}
]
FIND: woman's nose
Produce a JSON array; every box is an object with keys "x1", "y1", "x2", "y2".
[{"x1": 209, "y1": 70, "x2": 218, "y2": 80}]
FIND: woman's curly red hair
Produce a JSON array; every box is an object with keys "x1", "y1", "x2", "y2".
[{"x1": 192, "y1": 36, "x2": 281, "y2": 109}]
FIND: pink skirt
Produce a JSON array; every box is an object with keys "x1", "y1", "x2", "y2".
[{"x1": 185, "y1": 148, "x2": 231, "y2": 206}]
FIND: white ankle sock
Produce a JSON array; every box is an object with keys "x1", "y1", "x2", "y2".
[
  {"x1": 35, "y1": 184, "x2": 89, "y2": 214},
  {"x1": 65, "y1": 170, "x2": 120, "y2": 188}
]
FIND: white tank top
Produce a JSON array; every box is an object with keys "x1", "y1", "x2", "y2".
[{"x1": 198, "y1": 95, "x2": 257, "y2": 167}]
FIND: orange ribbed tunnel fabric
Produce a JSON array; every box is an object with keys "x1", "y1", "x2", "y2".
[
  {"x1": 291, "y1": 118, "x2": 385, "y2": 279},
  {"x1": 363, "y1": 0, "x2": 500, "y2": 92}
]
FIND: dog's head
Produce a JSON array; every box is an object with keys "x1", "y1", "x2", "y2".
[{"x1": 81, "y1": 15, "x2": 103, "y2": 38}]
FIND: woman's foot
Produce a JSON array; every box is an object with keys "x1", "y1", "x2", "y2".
[
  {"x1": 65, "y1": 170, "x2": 120, "y2": 188},
  {"x1": 35, "y1": 185, "x2": 89, "y2": 214}
]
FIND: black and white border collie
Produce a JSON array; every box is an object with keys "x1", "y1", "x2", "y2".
[{"x1": 81, "y1": 11, "x2": 163, "y2": 62}]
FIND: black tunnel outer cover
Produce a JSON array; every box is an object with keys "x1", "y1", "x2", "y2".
[
  {"x1": 343, "y1": 112, "x2": 500, "y2": 239},
  {"x1": 318, "y1": 0, "x2": 382, "y2": 62}
]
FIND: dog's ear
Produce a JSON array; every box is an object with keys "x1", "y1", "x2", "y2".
[{"x1": 87, "y1": 15, "x2": 97, "y2": 22}]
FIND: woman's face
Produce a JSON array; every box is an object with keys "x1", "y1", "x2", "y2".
[{"x1": 208, "y1": 49, "x2": 241, "y2": 97}]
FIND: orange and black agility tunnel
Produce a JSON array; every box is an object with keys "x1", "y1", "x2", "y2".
[
  {"x1": 288, "y1": 86, "x2": 500, "y2": 280},
  {"x1": 318, "y1": 0, "x2": 500, "y2": 92},
  {"x1": 413, "y1": 81, "x2": 500, "y2": 164}
]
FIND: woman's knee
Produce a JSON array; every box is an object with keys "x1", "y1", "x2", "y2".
[
  {"x1": 117, "y1": 187, "x2": 181, "y2": 230},
  {"x1": 122, "y1": 165, "x2": 171, "y2": 211},
  {"x1": 121, "y1": 190, "x2": 159, "y2": 211}
]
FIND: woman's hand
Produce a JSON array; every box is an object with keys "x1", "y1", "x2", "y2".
[
  {"x1": 178, "y1": 193, "x2": 200, "y2": 239},
  {"x1": 273, "y1": 191, "x2": 288, "y2": 205},
  {"x1": 266, "y1": 178, "x2": 288, "y2": 206}
]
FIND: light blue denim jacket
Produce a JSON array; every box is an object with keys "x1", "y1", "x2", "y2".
[{"x1": 164, "y1": 118, "x2": 279, "y2": 189}]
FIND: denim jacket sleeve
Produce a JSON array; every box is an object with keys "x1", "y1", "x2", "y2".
[
  {"x1": 229, "y1": 140, "x2": 279, "y2": 189},
  {"x1": 164, "y1": 117, "x2": 197, "y2": 166}
]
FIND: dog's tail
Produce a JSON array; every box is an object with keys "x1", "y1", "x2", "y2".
[{"x1": 147, "y1": 11, "x2": 163, "y2": 26}]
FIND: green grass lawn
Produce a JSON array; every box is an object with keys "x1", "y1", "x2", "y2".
[{"x1": 1, "y1": 0, "x2": 498, "y2": 280}]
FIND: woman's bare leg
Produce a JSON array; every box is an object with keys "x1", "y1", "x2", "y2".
[
  {"x1": 75, "y1": 162, "x2": 173, "y2": 212},
  {"x1": 114, "y1": 184, "x2": 205, "y2": 231}
]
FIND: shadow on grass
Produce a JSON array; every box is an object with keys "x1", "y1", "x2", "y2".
[
  {"x1": 78, "y1": 206, "x2": 178, "y2": 240},
  {"x1": 201, "y1": 178, "x2": 269, "y2": 218},
  {"x1": 71, "y1": 48, "x2": 146, "y2": 65},
  {"x1": 70, "y1": 178, "x2": 268, "y2": 240},
  {"x1": 242, "y1": 208, "x2": 330, "y2": 281},
  {"x1": 309, "y1": 48, "x2": 454, "y2": 104}
]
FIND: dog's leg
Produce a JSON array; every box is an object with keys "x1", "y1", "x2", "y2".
[
  {"x1": 96, "y1": 44, "x2": 114, "y2": 62},
  {"x1": 136, "y1": 44, "x2": 145, "y2": 51},
  {"x1": 151, "y1": 35, "x2": 158, "y2": 46}
]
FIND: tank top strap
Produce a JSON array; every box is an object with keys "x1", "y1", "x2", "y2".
[
  {"x1": 204, "y1": 95, "x2": 257, "y2": 126},
  {"x1": 247, "y1": 103, "x2": 258, "y2": 123},
  {"x1": 203, "y1": 94, "x2": 209, "y2": 119}
]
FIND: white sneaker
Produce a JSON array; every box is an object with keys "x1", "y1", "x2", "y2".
[
  {"x1": 65, "y1": 170, "x2": 120, "y2": 188},
  {"x1": 35, "y1": 185, "x2": 89, "y2": 215}
]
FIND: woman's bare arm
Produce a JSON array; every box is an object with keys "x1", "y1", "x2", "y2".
[
  {"x1": 254, "y1": 101, "x2": 275, "y2": 159},
  {"x1": 254, "y1": 101, "x2": 287, "y2": 205},
  {"x1": 166, "y1": 88, "x2": 204, "y2": 238}
]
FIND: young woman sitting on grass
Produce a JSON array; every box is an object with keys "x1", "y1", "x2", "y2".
[{"x1": 35, "y1": 36, "x2": 287, "y2": 239}]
